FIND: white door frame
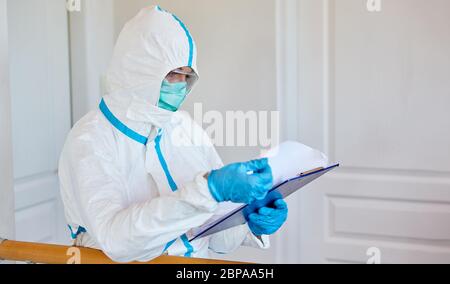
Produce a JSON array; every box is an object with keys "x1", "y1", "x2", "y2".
[
  {"x1": 0, "y1": 0, "x2": 15, "y2": 243},
  {"x1": 275, "y1": 0, "x2": 301, "y2": 264},
  {"x1": 276, "y1": 0, "x2": 336, "y2": 263},
  {"x1": 68, "y1": 0, "x2": 115, "y2": 122}
]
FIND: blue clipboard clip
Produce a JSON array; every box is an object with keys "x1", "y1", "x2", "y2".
[{"x1": 188, "y1": 164, "x2": 340, "y2": 242}]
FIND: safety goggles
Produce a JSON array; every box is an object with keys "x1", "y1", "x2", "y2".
[
  {"x1": 165, "y1": 68, "x2": 196, "y2": 80},
  {"x1": 164, "y1": 68, "x2": 199, "y2": 93},
  {"x1": 170, "y1": 68, "x2": 196, "y2": 76}
]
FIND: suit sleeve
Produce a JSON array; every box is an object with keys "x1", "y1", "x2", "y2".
[{"x1": 189, "y1": 118, "x2": 271, "y2": 254}]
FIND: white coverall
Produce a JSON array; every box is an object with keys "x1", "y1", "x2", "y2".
[{"x1": 58, "y1": 5, "x2": 269, "y2": 263}]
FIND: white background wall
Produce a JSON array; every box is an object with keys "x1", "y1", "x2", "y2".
[
  {"x1": 0, "y1": 0, "x2": 15, "y2": 246},
  {"x1": 69, "y1": 0, "x2": 115, "y2": 123}
]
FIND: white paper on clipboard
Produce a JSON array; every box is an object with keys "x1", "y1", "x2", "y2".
[{"x1": 187, "y1": 164, "x2": 339, "y2": 242}]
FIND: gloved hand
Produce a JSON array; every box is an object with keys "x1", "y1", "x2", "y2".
[
  {"x1": 248, "y1": 199, "x2": 288, "y2": 236},
  {"x1": 207, "y1": 158, "x2": 273, "y2": 204}
]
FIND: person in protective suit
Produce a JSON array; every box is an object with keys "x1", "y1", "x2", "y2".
[{"x1": 58, "y1": 6, "x2": 288, "y2": 262}]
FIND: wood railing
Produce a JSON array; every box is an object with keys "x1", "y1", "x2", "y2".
[{"x1": 0, "y1": 239, "x2": 245, "y2": 264}]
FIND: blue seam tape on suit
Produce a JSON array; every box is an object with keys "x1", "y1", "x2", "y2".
[
  {"x1": 68, "y1": 225, "x2": 87, "y2": 240},
  {"x1": 156, "y1": 6, "x2": 194, "y2": 67},
  {"x1": 99, "y1": 99, "x2": 194, "y2": 256},
  {"x1": 181, "y1": 234, "x2": 194, "y2": 257},
  {"x1": 99, "y1": 99, "x2": 148, "y2": 145},
  {"x1": 154, "y1": 133, "x2": 178, "y2": 191},
  {"x1": 171, "y1": 14, "x2": 194, "y2": 67}
]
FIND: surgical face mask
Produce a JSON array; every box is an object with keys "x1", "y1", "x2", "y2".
[{"x1": 158, "y1": 80, "x2": 188, "y2": 112}]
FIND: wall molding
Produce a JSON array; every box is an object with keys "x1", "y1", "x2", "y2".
[
  {"x1": 276, "y1": 0, "x2": 336, "y2": 263},
  {"x1": 276, "y1": 0, "x2": 300, "y2": 143},
  {"x1": 0, "y1": 0, "x2": 15, "y2": 244},
  {"x1": 275, "y1": 0, "x2": 301, "y2": 264},
  {"x1": 68, "y1": 0, "x2": 115, "y2": 123}
]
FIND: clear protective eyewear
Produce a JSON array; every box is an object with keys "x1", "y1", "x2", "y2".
[{"x1": 164, "y1": 68, "x2": 198, "y2": 93}]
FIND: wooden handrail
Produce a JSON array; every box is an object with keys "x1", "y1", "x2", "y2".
[{"x1": 0, "y1": 239, "x2": 245, "y2": 264}]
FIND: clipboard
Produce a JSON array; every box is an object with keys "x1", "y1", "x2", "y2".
[{"x1": 187, "y1": 163, "x2": 340, "y2": 242}]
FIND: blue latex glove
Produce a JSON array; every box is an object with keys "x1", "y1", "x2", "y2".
[
  {"x1": 208, "y1": 158, "x2": 273, "y2": 204},
  {"x1": 248, "y1": 199, "x2": 288, "y2": 236}
]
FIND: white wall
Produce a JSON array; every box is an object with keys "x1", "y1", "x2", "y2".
[
  {"x1": 69, "y1": 0, "x2": 115, "y2": 123},
  {"x1": 0, "y1": 0, "x2": 15, "y2": 244}
]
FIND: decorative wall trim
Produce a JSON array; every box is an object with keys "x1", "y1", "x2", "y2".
[
  {"x1": 275, "y1": 0, "x2": 301, "y2": 264},
  {"x1": 0, "y1": 0, "x2": 15, "y2": 244},
  {"x1": 275, "y1": 0, "x2": 335, "y2": 263}
]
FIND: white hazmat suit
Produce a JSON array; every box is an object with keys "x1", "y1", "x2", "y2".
[{"x1": 58, "y1": 6, "x2": 269, "y2": 263}]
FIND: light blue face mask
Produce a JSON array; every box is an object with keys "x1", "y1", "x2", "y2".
[{"x1": 158, "y1": 80, "x2": 188, "y2": 112}]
